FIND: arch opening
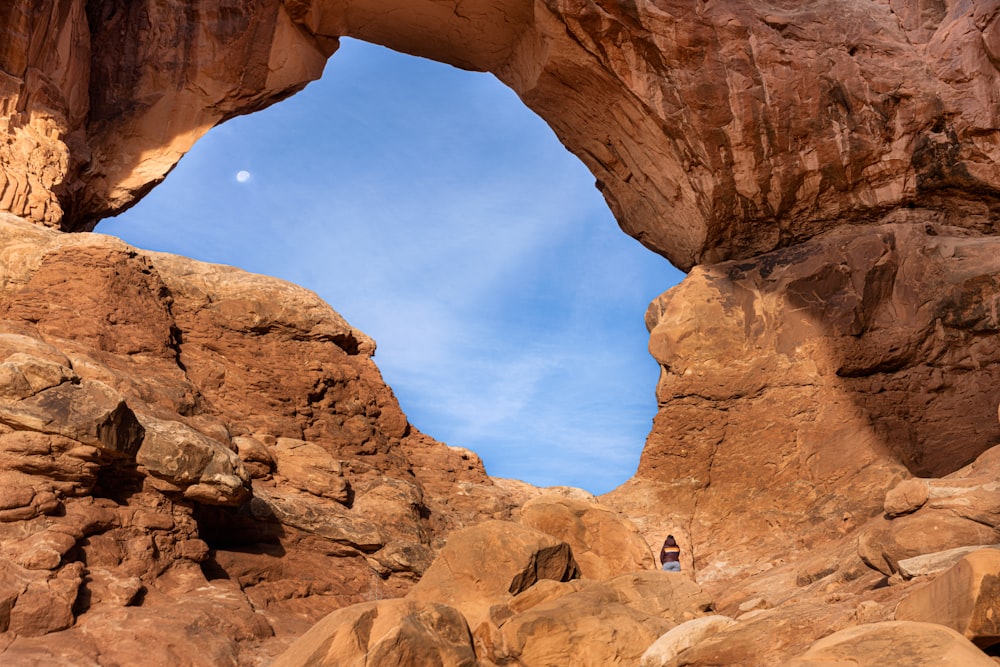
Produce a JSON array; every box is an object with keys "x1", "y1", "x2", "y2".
[{"x1": 96, "y1": 39, "x2": 684, "y2": 495}]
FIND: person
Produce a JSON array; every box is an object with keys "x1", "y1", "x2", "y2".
[{"x1": 660, "y1": 535, "x2": 681, "y2": 572}]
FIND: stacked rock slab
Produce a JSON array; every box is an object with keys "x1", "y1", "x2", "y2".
[
  {"x1": 786, "y1": 622, "x2": 999, "y2": 667},
  {"x1": 0, "y1": 214, "x2": 518, "y2": 664},
  {"x1": 895, "y1": 549, "x2": 1000, "y2": 648}
]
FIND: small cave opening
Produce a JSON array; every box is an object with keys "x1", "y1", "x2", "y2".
[
  {"x1": 96, "y1": 38, "x2": 683, "y2": 496},
  {"x1": 191, "y1": 502, "x2": 288, "y2": 582}
]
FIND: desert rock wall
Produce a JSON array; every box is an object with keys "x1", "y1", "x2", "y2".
[
  {"x1": 0, "y1": 212, "x2": 517, "y2": 663},
  {"x1": 608, "y1": 218, "x2": 1000, "y2": 585}
]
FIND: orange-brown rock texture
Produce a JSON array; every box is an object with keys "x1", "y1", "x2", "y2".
[
  {"x1": 8, "y1": 0, "x2": 1000, "y2": 270},
  {"x1": 0, "y1": 214, "x2": 519, "y2": 664},
  {"x1": 6, "y1": 1, "x2": 1000, "y2": 665}
]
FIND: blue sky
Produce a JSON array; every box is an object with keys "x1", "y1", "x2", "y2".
[{"x1": 96, "y1": 38, "x2": 684, "y2": 495}]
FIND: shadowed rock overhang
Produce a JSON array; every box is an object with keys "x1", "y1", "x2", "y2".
[{"x1": 4, "y1": 0, "x2": 1000, "y2": 269}]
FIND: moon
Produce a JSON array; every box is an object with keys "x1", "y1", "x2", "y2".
[{"x1": 236, "y1": 170, "x2": 251, "y2": 183}]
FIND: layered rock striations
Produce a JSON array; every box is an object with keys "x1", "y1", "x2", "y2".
[{"x1": 0, "y1": 1, "x2": 333, "y2": 229}]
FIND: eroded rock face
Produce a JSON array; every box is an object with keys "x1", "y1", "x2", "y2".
[
  {"x1": 0, "y1": 213, "x2": 518, "y2": 663},
  {"x1": 489, "y1": 577, "x2": 691, "y2": 666},
  {"x1": 314, "y1": 512, "x2": 715, "y2": 667},
  {"x1": 271, "y1": 599, "x2": 478, "y2": 667},
  {"x1": 7, "y1": 1, "x2": 1000, "y2": 268},
  {"x1": 607, "y1": 221, "x2": 1000, "y2": 587},
  {"x1": 895, "y1": 549, "x2": 1000, "y2": 648},
  {"x1": 857, "y1": 436, "x2": 1000, "y2": 577},
  {"x1": 519, "y1": 493, "x2": 655, "y2": 579},
  {"x1": 0, "y1": 1, "x2": 332, "y2": 230}
]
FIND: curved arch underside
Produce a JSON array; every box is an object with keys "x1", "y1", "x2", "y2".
[{"x1": 3, "y1": 0, "x2": 1000, "y2": 270}]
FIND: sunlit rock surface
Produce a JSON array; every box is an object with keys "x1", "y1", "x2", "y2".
[
  {"x1": 7, "y1": 1, "x2": 1000, "y2": 269},
  {"x1": 608, "y1": 221, "x2": 1000, "y2": 588},
  {"x1": 0, "y1": 214, "x2": 516, "y2": 663},
  {"x1": 5, "y1": 1, "x2": 1000, "y2": 665}
]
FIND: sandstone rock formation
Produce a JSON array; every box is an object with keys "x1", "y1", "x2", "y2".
[
  {"x1": 608, "y1": 221, "x2": 1000, "y2": 589},
  {"x1": 519, "y1": 493, "x2": 655, "y2": 579},
  {"x1": 786, "y1": 621, "x2": 998, "y2": 667},
  {"x1": 639, "y1": 615, "x2": 738, "y2": 667},
  {"x1": 0, "y1": 213, "x2": 518, "y2": 663},
  {"x1": 7, "y1": 1, "x2": 1000, "y2": 665},
  {"x1": 406, "y1": 520, "x2": 581, "y2": 632},
  {"x1": 8, "y1": 0, "x2": 1000, "y2": 271},
  {"x1": 895, "y1": 549, "x2": 1000, "y2": 648},
  {"x1": 858, "y1": 445, "x2": 1000, "y2": 577},
  {"x1": 487, "y1": 574, "x2": 701, "y2": 666},
  {"x1": 271, "y1": 599, "x2": 478, "y2": 667},
  {"x1": 274, "y1": 510, "x2": 713, "y2": 666}
]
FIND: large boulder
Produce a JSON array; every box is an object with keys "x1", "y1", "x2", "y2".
[
  {"x1": 858, "y1": 512, "x2": 999, "y2": 577},
  {"x1": 0, "y1": 375, "x2": 143, "y2": 458},
  {"x1": 897, "y1": 545, "x2": 1000, "y2": 580},
  {"x1": 271, "y1": 599, "x2": 477, "y2": 667},
  {"x1": 406, "y1": 520, "x2": 580, "y2": 630},
  {"x1": 135, "y1": 415, "x2": 251, "y2": 506},
  {"x1": 492, "y1": 586, "x2": 673, "y2": 666},
  {"x1": 645, "y1": 600, "x2": 864, "y2": 666},
  {"x1": 269, "y1": 437, "x2": 350, "y2": 505},
  {"x1": 640, "y1": 615, "x2": 738, "y2": 667},
  {"x1": 489, "y1": 572, "x2": 712, "y2": 666},
  {"x1": 895, "y1": 549, "x2": 1000, "y2": 648},
  {"x1": 786, "y1": 621, "x2": 996, "y2": 666},
  {"x1": 858, "y1": 447, "x2": 1000, "y2": 575},
  {"x1": 519, "y1": 494, "x2": 654, "y2": 579}
]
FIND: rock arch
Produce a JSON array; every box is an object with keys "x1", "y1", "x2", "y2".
[
  {"x1": 7, "y1": 6, "x2": 1000, "y2": 660},
  {"x1": 5, "y1": 1, "x2": 1000, "y2": 270}
]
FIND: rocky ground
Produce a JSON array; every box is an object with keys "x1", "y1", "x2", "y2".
[
  {"x1": 0, "y1": 214, "x2": 999, "y2": 665},
  {"x1": 6, "y1": 0, "x2": 1000, "y2": 665}
]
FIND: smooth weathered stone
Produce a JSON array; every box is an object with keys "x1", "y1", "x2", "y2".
[
  {"x1": 271, "y1": 599, "x2": 477, "y2": 667},
  {"x1": 787, "y1": 621, "x2": 996, "y2": 666},
  {"x1": 407, "y1": 520, "x2": 580, "y2": 630},
  {"x1": 898, "y1": 545, "x2": 1000, "y2": 580},
  {"x1": 640, "y1": 615, "x2": 738, "y2": 667},
  {"x1": 519, "y1": 493, "x2": 655, "y2": 579},
  {"x1": 895, "y1": 549, "x2": 1000, "y2": 648}
]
